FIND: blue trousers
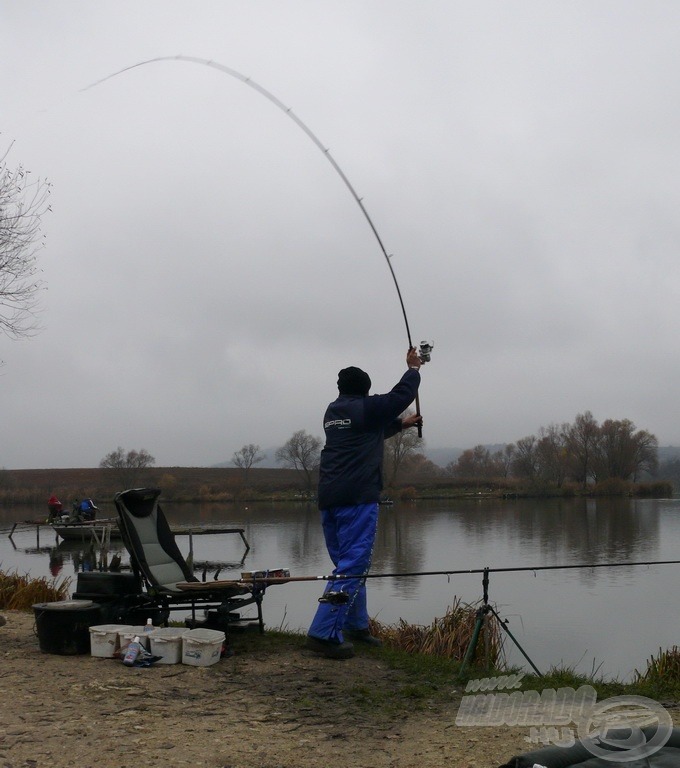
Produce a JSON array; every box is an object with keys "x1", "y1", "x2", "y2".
[{"x1": 307, "y1": 502, "x2": 379, "y2": 644}]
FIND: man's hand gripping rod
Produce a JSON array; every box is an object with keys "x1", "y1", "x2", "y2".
[{"x1": 414, "y1": 341, "x2": 433, "y2": 438}]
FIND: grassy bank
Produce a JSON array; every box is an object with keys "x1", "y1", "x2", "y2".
[
  {"x1": 2, "y1": 568, "x2": 677, "y2": 709},
  {"x1": 244, "y1": 628, "x2": 680, "y2": 711}
]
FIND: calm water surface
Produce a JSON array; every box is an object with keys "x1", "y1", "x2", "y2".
[{"x1": 1, "y1": 496, "x2": 678, "y2": 680}]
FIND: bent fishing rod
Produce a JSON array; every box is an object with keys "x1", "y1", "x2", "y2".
[{"x1": 82, "y1": 55, "x2": 429, "y2": 435}]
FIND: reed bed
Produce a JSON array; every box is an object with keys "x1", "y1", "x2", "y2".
[
  {"x1": 369, "y1": 597, "x2": 504, "y2": 667},
  {"x1": 0, "y1": 567, "x2": 70, "y2": 610},
  {"x1": 634, "y1": 646, "x2": 680, "y2": 684}
]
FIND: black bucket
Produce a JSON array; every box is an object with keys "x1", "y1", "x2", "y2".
[
  {"x1": 74, "y1": 571, "x2": 140, "y2": 597},
  {"x1": 33, "y1": 599, "x2": 103, "y2": 655}
]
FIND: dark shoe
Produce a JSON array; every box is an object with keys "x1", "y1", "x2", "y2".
[
  {"x1": 305, "y1": 635, "x2": 355, "y2": 659},
  {"x1": 345, "y1": 628, "x2": 382, "y2": 647}
]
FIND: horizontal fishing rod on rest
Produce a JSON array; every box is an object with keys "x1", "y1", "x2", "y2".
[{"x1": 180, "y1": 557, "x2": 680, "y2": 590}]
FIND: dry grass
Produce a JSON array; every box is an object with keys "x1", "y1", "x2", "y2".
[
  {"x1": 635, "y1": 646, "x2": 680, "y2": 684},
  {"x1": 0, "y1": 568, "x2": 70, "y2": 610},
  {"x1": 369, "y1": 597, "x2": 504, "y2": 667}
]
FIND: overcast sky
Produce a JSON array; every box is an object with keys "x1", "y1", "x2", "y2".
[{"x1": 2, "y1": 1, "x2": 680, "y2": 470}]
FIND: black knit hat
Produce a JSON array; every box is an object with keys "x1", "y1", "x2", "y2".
[{"x1": 337, "y1": 366, "x2": 371, "y2": 396}]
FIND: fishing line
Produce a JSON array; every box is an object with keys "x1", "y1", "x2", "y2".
[
  {"x1": 81, "y1": 55, "x2": 424, "y2": 430},
  {"x1": 230, "y1": 556, "x2": 680, "y2": 584}
]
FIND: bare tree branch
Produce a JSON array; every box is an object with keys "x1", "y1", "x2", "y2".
[
  {"x1": 232, "y1": 443, "x2": 264, "y2": 485},
  {"x1": 0, "y1": 144, "x2": 52, "y2": 341},
  {"x1": 99, "y1": 446, "x2": 156, "y2": 489},
  {"x1": 276, "y1": 430, "x2": 321, "y2": 493}
]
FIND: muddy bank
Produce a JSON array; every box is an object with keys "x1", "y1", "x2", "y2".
[{"x1": 0, "y1": 610, "x2": 553, "y2": 767}]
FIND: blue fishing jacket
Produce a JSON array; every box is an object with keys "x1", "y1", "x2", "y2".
[{"x1": 317, "y1": 368, "x2": 420, "y2": 509}]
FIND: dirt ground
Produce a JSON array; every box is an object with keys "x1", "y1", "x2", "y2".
[{"x1": 0, "y1": 611, "x2": 647, "y2": 768}]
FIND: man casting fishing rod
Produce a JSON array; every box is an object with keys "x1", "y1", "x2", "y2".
[{"x1": 305, "y1": 346, "x2": 425, "y2": 659}]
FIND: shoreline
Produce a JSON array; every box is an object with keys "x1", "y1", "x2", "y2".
[{"x1": 0, "y1": 609, "x2": 535, "y2": 767}]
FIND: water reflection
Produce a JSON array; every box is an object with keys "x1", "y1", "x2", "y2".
[
  {"x1": 8, "y1": 533, "x2": 127, "y2": 578},
  {"x1": 3, "y1": 497, "x2": 669, "y2": 580},
  {"x1": 2, "y1": 496, "x2": 679, "y2": 678},
  {"x1": 446, "y1": 498, "x2": 657, "y2": 559},
  {"x1": 374, "y1": 505, "x2": 428, "y2": 598}
]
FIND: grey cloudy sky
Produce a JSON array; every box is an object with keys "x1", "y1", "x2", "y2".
[{"x1": 2, "y1": 1, "x2": 679, "y2": 469}]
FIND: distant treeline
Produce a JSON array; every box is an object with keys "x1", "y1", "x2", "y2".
[
  {"x1": 423, "y1": 411, "x2": 677, "y2": 497},
  {"x1": 0, "y1": 466, "x2": 305, "y2": 508},
  {"x1": 2, "y1": 410, "x2": 677, "y2": 509}
]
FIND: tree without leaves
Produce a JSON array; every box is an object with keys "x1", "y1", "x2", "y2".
[
  {"x1": 448, "y1": 446, "x2": 480, "y2": 479},
  {"x1": 593, "y1": 419, "x2": 658, "y2": 482},
  {"x1": 631, "y1": 429, "x2": 659, "y2": 481},
  {"x1": 232, "y1": 443, "x2": 264, "y2": 485},
  {"x1": 449, "y1": 413, "x2": 659, "y2": 490},
  {"x1": 511, "y1": 435, "x2": 540, "y2": 481},
  {"x1": 99, "y1": 446, "x2": 156, "y2": 490},
  {"x1": 448, "y1": 444, "x2": 514, "y2": 481},
  {"x1": 275, "y1": 430, "x2": 322, "y2": 493},
  {"x1": 0, "y1": 145, "x2": 52, "y2": 342},
  {"x1": 383, "y1": 409, "x2": 423, "y2": 486},
  {"x1": 449, "y1": 445, "x2": 494, "y2": 480},
  {"x1": 401, "y1": 453, "x2": 442, "y2": 482},
  {"x1": 494, "y1": 444, "x2": 516, "y2": 478},
  {"x1": 535, "y1": 423, "x2": 569, "y2": 487},
  {"x1": 565, "y1": 411, "x2": 600, "y2": 488}
]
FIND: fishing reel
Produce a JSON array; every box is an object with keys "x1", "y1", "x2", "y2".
[
  {"x1": 419, "y1": 340, "x2": 434, "y2": 363},
  {"x1": 318, "y1": 590, "x2": 351, "y2": 605}
]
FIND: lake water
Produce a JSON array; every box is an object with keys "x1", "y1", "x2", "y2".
[{"x1": 1, "y1": 496, "x2": 678, "y2": 680}]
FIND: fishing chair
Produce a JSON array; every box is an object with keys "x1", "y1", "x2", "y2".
[{"x1": 114, "y1": 487, "x2": 264, "y2": 632}]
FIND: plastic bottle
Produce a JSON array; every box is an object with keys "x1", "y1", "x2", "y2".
[
  {"x1": 143, "y1": 618, "x2": 154, "y2": 633},
  {"x1": 123, "y1": 636, "x2": 142, "y2": 666}
]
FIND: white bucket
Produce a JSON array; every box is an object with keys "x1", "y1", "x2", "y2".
[
  {"x1": 149, "y1": 627, "x2": 190, "y2": 665},
  {"x1": 181, "y1": 628, "x2": 225, "y2": 667},
  {"x1": 120, "y1": 626, "x2": 152, "y2": 651},
  {"x1": 89, "y1": 624, "x2": 133, "y2": 658}
]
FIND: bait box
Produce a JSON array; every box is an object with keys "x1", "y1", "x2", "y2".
[
  {"x1": 149, "y1": 627, "x2": 190, "y2": 664},
  {"x1": 119, "y1": 626, "x2": 152, "y2": 651},
  {"x1": 89, "y1": 624, "x2": 134, "y2": 658},
  {"x1": 241, "y1": 567, "x2": 290, "y2": 580},
  {"x1": 181, "y1": 628, "x2": 225, "y2": 667}
]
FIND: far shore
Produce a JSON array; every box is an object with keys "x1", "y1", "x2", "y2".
[{"x1": 0, "y1": 464, "x2": 673, "y2": 511}]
